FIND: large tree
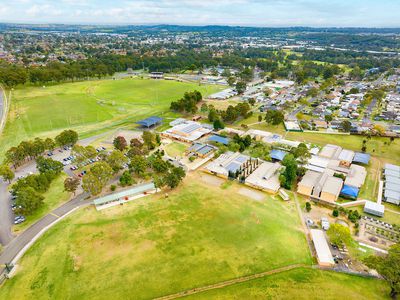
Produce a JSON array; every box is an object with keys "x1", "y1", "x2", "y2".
[
  {"x1": 364, "y1": 243, "x2": 400, "y2": 299},
  {"x1": 64, "y1": 177, "x2": 80, "y2": 195},
  {"x1": 279, "y1": 154, "x2": 298, "y2": 189},
  {"x1": 0, "y1": 164, "x2": 14, "y2": 183},
  {"x1": 341, "y1": 120, "x2": 352, "y2": 132},
  {"x1": 265, "y1": 110, "x2": 284, "y2": 125},
  {"x1": 55, "y1": 130, "x2": 78, "y2": 147},
  {"x1": 36, "y1": 157, "x2": 64, "y2": 175},
  {"x1": 327, "y1": 223, "x2": 352, "y2": 248},
  {"x1": 15, "y1": 187, "x2": 44, "y2": 215},
  {"x1": 82, "y1": 162, "x2": 113, "y2": 195},
  {"x1": 129, "y1": 155, "x2": 148, "y2": 177},
  {"x1": 107, "y1": 150, "x2": 128, "y2": 173},
  {"x1": 113, "y1": 136, "x2": 127, "y2": 151}
]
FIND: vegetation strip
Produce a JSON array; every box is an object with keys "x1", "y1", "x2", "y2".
[{"x1": 155, "y1": 264, "x2": 310, "y2": 300}]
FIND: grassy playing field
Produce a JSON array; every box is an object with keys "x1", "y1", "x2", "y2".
[
  {"x1": 0, "y1": 175, "x2": 311, "y2": 299},
  {"x1": 163, "y1": 142, "x2": 187, "y2": 158},
  {"x1": 0, "y1": 78, "x2": 222, "y2": 157},
  {"x1": 187, "y1": 267, "x2": 389, "y2": 299}
]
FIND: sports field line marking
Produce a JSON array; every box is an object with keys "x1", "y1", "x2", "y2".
[{"x1": 154, "y1": 264, "x2": 310, "y2": 300}]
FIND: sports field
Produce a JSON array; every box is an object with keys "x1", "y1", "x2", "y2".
[
  {"x1": 0, "y1": 78, "x2": 222, "y2": 156},
  {"x1": 0, "y1": 175, "x2": 311, "y2": 299},
  {"x1": 187, "y1": 267, "x2": 389, "y2": 299}
]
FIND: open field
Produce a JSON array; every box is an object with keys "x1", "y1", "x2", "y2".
[
  {"x1": 13, "y1": 174, "x2": 71, "y2": 233},
  {"x1": 0, "y1": 175, "x2": 311, "y2": 299},
  {"x1": 0, "y1": 78, "x2": 222, "y2": 157},
  {"x1": 164, "y1": 142, "x2": 187, "y2": 158},
  {"x1": 187, "y1": 267, "x2": 389, "y2": 300}
]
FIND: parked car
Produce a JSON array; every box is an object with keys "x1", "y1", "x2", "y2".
[{"x1": 14, "y1": 216, "x2": 25, "y2": 224}]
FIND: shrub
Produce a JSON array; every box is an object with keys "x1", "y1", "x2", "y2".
[{"x1": 305, "y1": 202, "x2": 312, "y2": 212}]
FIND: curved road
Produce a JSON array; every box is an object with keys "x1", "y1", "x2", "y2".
[
  {"x1": 0, "y1": 192, "x2": 91, "y2": 265},
  {"x1": 0, "y1": 86, "x2": 13, "y2": 246}
]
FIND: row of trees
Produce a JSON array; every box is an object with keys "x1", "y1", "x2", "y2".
[
  {"x1": 2, "y1": 45, "x2": 393, "y2": 88},
  {"x1": 170, "y1": 90, "x2": 203, "y2": 114},
  {"x1": 207, "y1": 102, "x2": 252, "y2": 125},
  {"x1": 12, "y1": 157, "x2": 64, "y2": 215},
  {"x1": 5, "y1": 130, "x2": 78, "y2": 168}
]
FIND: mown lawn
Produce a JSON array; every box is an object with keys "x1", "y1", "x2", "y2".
[
  {"x1": 164, "y1": 142, "x2": 187, "y2": 158},
  {"x1": 0, "y1": 177, "x2": 311, "y2": 299},
  {"x1": 13, "y1": 174, "x2": 72, "y2": 233},
  {"x1": 0, "y1": 78, "x2": 222, "y2": 157},
  {"x1": 187, "y1": 267, "x2": 389, "y2": 300}
]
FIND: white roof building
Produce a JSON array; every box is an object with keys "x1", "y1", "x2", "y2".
[
  {"x1": 162, "y1": 121, "x2": 212, "y2": 142},
  {"x1": 310, "y1": 229, "x2": 335, "y2": 267},
  {"x1": 319, "y1": 144, "x2": 342, "y2": 159},
  {"x1": 204, "y1": 151, "x2": 251, "y2": 178},
  {"x1": 364, "y1": 201, "x2": 385, "y2": 217},
  {"x1": 245, "y1": 161, "x2": 281, "y2": 193},
  {"x1": 338, "y1": 149, "x2": 355, "y2": 165},
  {"x1": 345, "y1": 164, "x2": 367, "y2": 188}
]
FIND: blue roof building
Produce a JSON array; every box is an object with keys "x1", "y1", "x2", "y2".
[
  {"x1": 208, "y1": 135, "x2": 230, "y2": 145},
  {"x1": 352, "y1": 152, "x2": 371, "y2": 165},
  {"x1": 340, "y1": 185, "x2": 359, "y2": 199},
  {"x1": 270, "y1": 149, "x2": 287, "y2": 161},
  {"x1": 136, "y1": 116, "x2": 163, "y2": 128}
]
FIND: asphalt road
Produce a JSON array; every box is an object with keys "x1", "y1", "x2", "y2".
[
  {"x1": 0, "y1": 150, "x2": 72, "y2": 247},
  {"x1": 0, "y1": 87, "x2": 4, "y2": 130},
  {"x1": 0, "y1": 192, "x2": 91, "y2": 265}
]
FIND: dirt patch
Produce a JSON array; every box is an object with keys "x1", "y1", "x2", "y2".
[
  {"x1": 238, "y1": 187, "x2": 265, "y2": 201},
  {"x1": 200, "y1": 174, "x2": 224, "y2": 187}
]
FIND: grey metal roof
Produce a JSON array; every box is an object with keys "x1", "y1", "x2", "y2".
[
  {"x1": 181, "y1": 123, "x2": 201, "y2": 133},
  {"x1": 384, "y1": 189, "x2": 400, "y2": 201},
  {"x1": 226, "y1": 161, "x2": 241, "y2": 173},
  {"x1": 386, "y1": 175, "x2": 400, "y2": 185},
  {"x1": 385, "y1": 163, "x2": 400, "y2": 172},
  {"x1": 93, "y1": 182, "x2": 155, "y2": 206},
  {"x1": 385, "y1": 169, "x2": 400, "y2": 178},
  {"x1": 385, "y1": 182, "x2": 400, "y2": 192}
]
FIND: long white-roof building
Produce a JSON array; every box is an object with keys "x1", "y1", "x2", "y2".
[
  {"x1": 310, "y1": 229, "x2": 335, "y2": 267},
  {"x1": 162, "y1": 121, "x2": 212, "y2": 143}
]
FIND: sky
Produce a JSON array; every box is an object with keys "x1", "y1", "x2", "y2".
[{"x1": 0, "y1": 0, "x2": 399, "y2": 27}]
